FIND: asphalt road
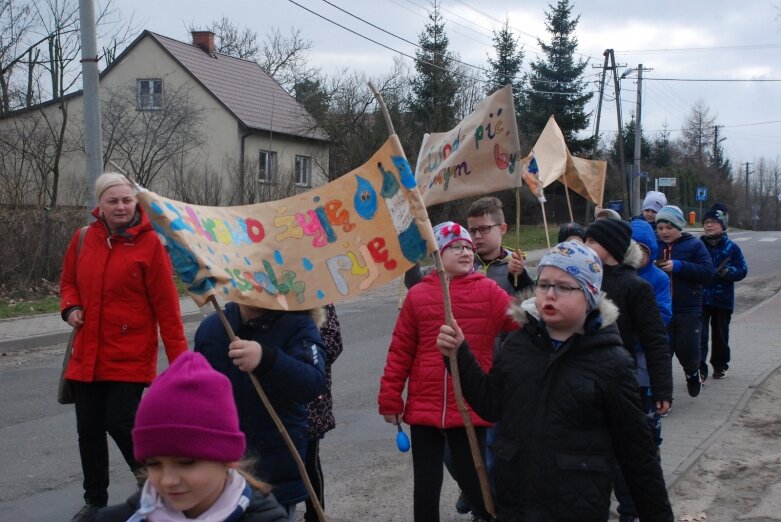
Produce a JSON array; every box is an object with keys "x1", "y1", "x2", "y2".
[{"x1": 1, "y1": 227, "x2": 779, "y2": 521}]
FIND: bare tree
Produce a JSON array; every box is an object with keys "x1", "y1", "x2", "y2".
[
  {"x1": 190, "y1": 17, "x2": 259, "y2": 61},
  {"x1": 680, "y1": 99, "x2": 716, "y2": 168},
  {"x1": 260, "y1": 27, "x2": 319, "y2": 92},
  {"x1": 101, "y1": 81, "x2": 206, "y2": 189},
  {"x1": 0, "y1": 0, "x2": 35, "y2": 113}
]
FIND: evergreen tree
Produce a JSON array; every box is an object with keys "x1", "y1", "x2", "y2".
[
  {"x1": 520, "y1": 0, "x2": 593, "y2": 153},
  {"x1": 486, "y1": 19, "x2": 525, "y2": 117},
  {"x1": 409, "y1": 1, "x2": 460, "y2": 136}
]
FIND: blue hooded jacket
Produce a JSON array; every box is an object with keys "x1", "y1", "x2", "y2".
[
  {"x1": 630, "y1": 218, "x2": 672, "y2": 325},
  {"x1": 701, "y1": 232, "x2": 748, "y2": 310},
  {"x1": 656, "y1": 231, "x2": 714, "y2": 313}
]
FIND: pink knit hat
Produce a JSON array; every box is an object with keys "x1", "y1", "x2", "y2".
[{"x1": 132, "y1": 352, "x2": 246, "y2": 462}]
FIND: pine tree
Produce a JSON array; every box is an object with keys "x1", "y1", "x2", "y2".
[
  {"x1": 520, "y1": 0, "x2": 593, "y2": 153},
  {"x1": 486, "y1": 18, "x2": 525, "y2": 118},
  {"x1": 409, "y1": 1, "x2": 460, "y2": 135}
]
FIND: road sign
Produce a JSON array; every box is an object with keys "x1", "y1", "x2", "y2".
[
  {"x1": 696, "y1": 187, "x2": 708, "y2": 202},
  {"x1": 658, "y1": 177, "x2": 676, "y2": 187}
]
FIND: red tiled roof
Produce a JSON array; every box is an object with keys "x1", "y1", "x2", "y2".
[{"x1": 147, "y1": 31, "x2": 329, "y2": 142}]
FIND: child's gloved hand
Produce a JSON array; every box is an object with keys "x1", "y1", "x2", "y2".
[{"x1": 717, "y1": 266, "x2": 731, "y2": 279}]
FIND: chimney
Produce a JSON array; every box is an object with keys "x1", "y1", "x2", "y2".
[{"x1": 191, "y1": 31, "x2": 215, "y2": 54}]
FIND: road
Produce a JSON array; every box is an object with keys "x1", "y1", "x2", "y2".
[{"x1": 1, "y1": 228, "x2": 780, "y2": 520}]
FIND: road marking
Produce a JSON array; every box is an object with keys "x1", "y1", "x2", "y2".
[
  {"x1": 732, "y1": 237, "x2": 751, "y2": 242},
  {"x1": 758, "y1": 237, "x2": 778, "y2": 242}
]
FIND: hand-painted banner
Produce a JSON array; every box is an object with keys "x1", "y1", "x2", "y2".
[
  {"x1": 136, "y1": 136, "x2": 437, "y2": 311},
  {"x1": 414, "y1": 85, "x2": 523, "y2": 207},
  {"x1": 531, "y1": 116, "x2": 606, "y2": 206}
]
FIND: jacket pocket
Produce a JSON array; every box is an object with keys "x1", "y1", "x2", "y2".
[
  {"x1": 102, "y1": 306, "x2": 154, "y2": 361},
  {"x1": 553, "y1": 453, "x2": 612, "y2": 520}
]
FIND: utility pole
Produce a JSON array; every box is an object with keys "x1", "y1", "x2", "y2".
[
  {"x1": 608, "y1": 50, "x2": 630, "y2": 217},
  {"x1": 629, "y1": 64, "x2": 652, "y2": 217},
  {"x1": 745, "y1": 161, "x2": 753, "y2": 227},
  {"x1": 713, "y1": 125, "x2": 725, "y2": 201},
  {"x1": 79, "y1": 0, "x2": 103, "y2": 216},
  {"x1": 585, "y1": 50, "x2": 611, "y2": 223}
]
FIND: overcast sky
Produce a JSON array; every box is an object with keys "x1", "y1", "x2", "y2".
[{"x1": 112, "y1": 0, "x2": 781, "y2": 167}]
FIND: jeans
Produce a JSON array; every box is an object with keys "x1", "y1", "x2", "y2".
[
  {"x1": 410, "y1": 424, "x2": 490, "y2": 521},
  {"x1": 73, "y1": 381, "x2": 145, "y2": 506},
  {"x1": 701, "y1": 305, "x2": 732, "y2": 374},
  {"x1": 668, "y1": 311, "x2": 702, "y2": 377}
]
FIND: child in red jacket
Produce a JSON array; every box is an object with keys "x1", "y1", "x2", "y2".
[{"x1": 378, "y1": 221, "x2": 518, "y2": 521}]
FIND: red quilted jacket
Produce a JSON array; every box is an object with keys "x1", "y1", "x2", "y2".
[
  {"x1": 60, "y1": 206, "x2": 187, "y2": 384},
  {"x1": 378, "y1": 271, "x2": 518, "y2": 428}
]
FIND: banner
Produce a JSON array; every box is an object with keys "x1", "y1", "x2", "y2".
[
  {"x1": 415, "y1": 85, "x2": 523, "y2": 206},
  {"x1": 137, "y1": 136, "x2": 437, "y2": 311},
  {"x1": 532, "y1": 116, "x2": 606, "y2": 206}
]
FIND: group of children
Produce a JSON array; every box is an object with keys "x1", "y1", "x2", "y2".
[
  {"x1": 379, "y1": 191, "x2": 747, "y2": 521},
  {"x1": 80, "y1": 188, "x2": 746, "y2": 522}
]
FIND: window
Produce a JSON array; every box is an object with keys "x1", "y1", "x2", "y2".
[
  {"x1": 137, "y1": 79, "x2": 163, "y2": 110},
  {"x1": 294, "y1": 155, "x2": 312, "y2": 187},
  {"x1": 258, "y1": 150, "x2": 277, "y2": 183}
]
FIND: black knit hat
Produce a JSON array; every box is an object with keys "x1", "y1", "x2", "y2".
[
  {"x1": 557, "y1": 222, "x2": 586, "y2": 243},
  {"x1": 702, "y1": 203, "x2": 728, "y2": 231},
  {"x1": 585, "y1": 219, "x2": 632, "y2": 263}
]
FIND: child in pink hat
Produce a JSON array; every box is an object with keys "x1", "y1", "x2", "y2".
[{"x1": 95, "y1": 352, "x2": 288, "y2": 522}]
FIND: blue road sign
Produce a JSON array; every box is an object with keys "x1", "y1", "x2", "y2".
[{"x1": 696, "y1": 187, "x2": 708, "y2": 202}]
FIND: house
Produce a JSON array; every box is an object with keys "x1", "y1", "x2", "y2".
[{"x1": 0, "y1": 30, "x2": 330, "y2": 206}]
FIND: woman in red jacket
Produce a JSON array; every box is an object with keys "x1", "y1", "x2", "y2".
[
  {"x1": 60, "y1": 172, "x2": 187, "y2": 522},
  {"x1": 378, "y1": 221, "x2": 518, "y2": 522}
]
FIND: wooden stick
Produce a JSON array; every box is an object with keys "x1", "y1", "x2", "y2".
[
  {"x1": 208, "y1": 296, "x2": 327, "y2": 522},
  {"x1": 368, "y1": 80, "x2": 495, "y2": 518},
  {"x1": 514, "y1": 187, "x2": 521, "y2": 287},
  {"x1": 562, "y1": 169, "x2": 574, "y2": 222}
]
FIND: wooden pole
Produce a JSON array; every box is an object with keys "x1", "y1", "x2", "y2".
[
  {"x1": 561, "y1": 170, "x2": 574, "y2": 222},
  {"x1": 514, "y1": 187, "x2": 521, "y2": 286},
  {"x1": 208, "y1": 296, "x2": 327, "y2": 522},
  {"x1": 367, "y1": 82, "x2": 496, "y2": 518}
]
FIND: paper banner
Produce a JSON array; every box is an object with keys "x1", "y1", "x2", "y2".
[
  {"x1": 415, "y1": 85, "x2": 523, "y2": 206},
  {"x1": 532, "y1": 116, "x2": 606, "y2": 206},
  {"x1": 136, "y1": 136, "x2": 437, "y2": 311}
]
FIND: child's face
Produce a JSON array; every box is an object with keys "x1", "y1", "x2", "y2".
[
  {"x1": 642, "y1": 209, "x2": 657, "y2": 223},
  {"x1": 467, "y1": 214, "x2": 506, "y2": 258},
  {"x1": 146, "y1": 457, "x2": 230, "y2": 517},
  {"x1": 656, "y1": 222, "x2": 682, "y2": 244},
  {"x1": 535, "y1": 267, "x2": 588, "y2": 333},
  {"x1": 441, "y1": 239, "x2": 475, "y2": 278}
]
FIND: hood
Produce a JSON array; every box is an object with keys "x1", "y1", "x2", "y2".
[
  {"x1": 90, "y1": 203, "x2": 152, "y2": 239},
  {"x1": 623, "y1": 241, "x2": 644, "y2": 269},
  {"x1": 631, "y1": 217, "x2": 658, "y2": 261},
  {"x1": 508, "y1": 294, "x2": 620, "y2": 329}
]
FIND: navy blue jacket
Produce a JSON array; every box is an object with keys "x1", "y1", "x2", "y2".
[
  {"x1": 657, "y1": 233, "x2": 714, "y2": 313},
  {"x1": 701, "y1": 233, "x2": 748, "y2": 311},
  {"x1": 195, "y1": 303, "x2": 325, "y2": 505}
]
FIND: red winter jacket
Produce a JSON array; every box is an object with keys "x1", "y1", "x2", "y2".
[
  {"x1": 60, "y1": 206, "x2": 187, "y2": 384},
  {"x1": 378, "y1": 271, "x2": 518, "y2": 428}
]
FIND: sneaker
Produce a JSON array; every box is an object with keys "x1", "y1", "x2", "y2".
[
  {"x1": 686, "y1": 373, "x2": 702, "y2": 397},
  {"x1": 619, "y1": 516, "x2": 640, "y2": 522},
  {"x1": 455, "y1": 491, "x2": 471, "y2": 514},
  {"x1": 700, "y1": 368, "x2": 708, "y2": 383},
  {"x1": 661, "y1": 404, "x2": 672, "y2": 418},
  {"x1": 713, "y1": 369, "x2": 727, "y2": 379},
  {"x1": 71, "y1": 503, "x2": 100, "y2": 522}
]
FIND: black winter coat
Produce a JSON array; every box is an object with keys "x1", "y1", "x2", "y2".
[
  {"x1": 95, "y1": 488, "x2": 289, "y2": 521},
  {"x1": 454, "y1": 298, "x2": 674, "y2": 522},
  {"x1": 602, "y1": 251, "x2": 673, "y2": 402}
]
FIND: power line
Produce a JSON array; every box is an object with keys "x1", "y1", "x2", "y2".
[
  {"x1": 644, "y1": 77, "x2": 781, "y2": 82},
  {"x1": 616, "y1": 43, "x2": 781, "y2": 54}
]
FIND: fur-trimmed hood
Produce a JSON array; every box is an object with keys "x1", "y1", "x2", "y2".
[
  {"x1": 623, "y1": 240, "x2": 644, "y2": 269},
  {"x1": 508, "y1": 294, "x2": 620, "y2": 330}
]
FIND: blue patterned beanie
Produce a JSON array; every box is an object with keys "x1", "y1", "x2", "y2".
[{"x1": 537, "y1": 241, "x2": 603, "y2": 311}]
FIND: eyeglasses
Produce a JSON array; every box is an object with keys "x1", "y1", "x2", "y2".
[
  {"x1": 702, "y1": 219, "x2": 720, "y2": 226},
  {"x1": 447, "y1": 244, "x2": 476, "y2": 254},
  {"x1": 467, "y1": 224, "x2": 500, "y2": 236},
  {"x1": 536, "y1": 282, "x2": 582, "y2": 296}
]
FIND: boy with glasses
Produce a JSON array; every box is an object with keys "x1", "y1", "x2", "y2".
[{"x1": 436, "y1": 241, "x2": 673, "y2": 521}]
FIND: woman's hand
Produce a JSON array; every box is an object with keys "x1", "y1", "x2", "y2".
[
  {"x1": 229, "y1": 337, "x2": 262, "y2": 372},
  {"x1": 67, "y1": 309, "x2": 84, "y2": 328},
  {"x1": 382, "y1": 414, "x2": 400, "y2": 425},
  {"x1": 436, "y1": 321, "x2": 464, "y2": 356}
]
